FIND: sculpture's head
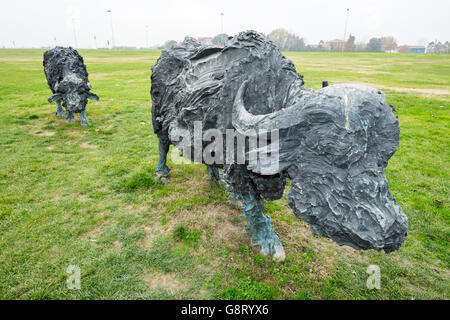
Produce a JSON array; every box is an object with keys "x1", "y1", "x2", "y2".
[
  {"x1": 48, "y1": 75, "x2": 98, "y2": 112},
  {"x1": 233, "y1": 81, "x2": 408, "y2": 252}
]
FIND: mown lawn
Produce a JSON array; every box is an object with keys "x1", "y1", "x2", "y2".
[{"x1": 0, "y1": 49, "x2": 448, "y2": 299}]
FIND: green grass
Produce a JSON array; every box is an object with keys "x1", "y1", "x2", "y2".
[{"x1": 0, "y1": 49, "x2": 448, "y2": 299}]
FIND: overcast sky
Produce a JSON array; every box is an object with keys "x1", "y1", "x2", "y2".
[{"x1": 0, "y1": 0, "x2": 449, "y2": 48}]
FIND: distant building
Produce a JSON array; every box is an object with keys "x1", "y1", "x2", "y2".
[
  {"x1": 324, "y1": 39, "x2": 344, "y2": 51},
  {"x1": 398, "y1": 45, "x2": 426, "y2": 54},
  {"x1": 198, "y1": 37, "x2": 213, "y2": 45}
]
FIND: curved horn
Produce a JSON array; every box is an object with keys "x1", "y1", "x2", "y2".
[{"x1": 232, "y1": 81, "x2": 311, "y2": 134}]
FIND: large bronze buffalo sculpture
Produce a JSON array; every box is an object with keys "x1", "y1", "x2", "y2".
[{"x1": 150, "y1": 31, "x2": 408, "y2": 260}]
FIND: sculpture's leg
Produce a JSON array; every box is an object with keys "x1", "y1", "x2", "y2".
[
  {"x1": 55, "y1": 100, "x2": 64, "y2": 118},
  {"x1": 66, "y1": 111, "x2": 75, "y2": 123},
  {"x1": 80, "y1": 110, "x2": 90, "y2": 126},
  {"x1": 155, "y1": 139, "x2": 170, "y2": 178},
  {"x1": 236, "y1": 193, "x2": 285, "y2": 261},
  {"x1": 206, "y1": 165, "x2": 220, "y2": 180},
  {"x1": 206, "y1": 166, "x2": 228, "y2": 188}
]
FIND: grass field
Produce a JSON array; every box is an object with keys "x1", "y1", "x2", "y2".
[{"x1": 0, "y1": 49, "x2": 448, "y2": 299}]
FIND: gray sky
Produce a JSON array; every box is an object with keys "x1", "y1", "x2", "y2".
[{"x1": 1, "y1": 0, "x2": 449, "y2": 48}]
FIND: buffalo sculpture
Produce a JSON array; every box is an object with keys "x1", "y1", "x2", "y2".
[
  {"x1": 150, "y1": 31, "x2": 408, "y2": 260},
  {"x1": 43, "y1": 46, "x2": 99, "y2": 125}
]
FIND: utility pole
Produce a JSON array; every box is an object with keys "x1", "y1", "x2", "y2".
[
  {"x1": 72, "y1": 17, "x2": 78, "y2": 48},
  {"x1": 107, "y1": 10, "x2": 115, "y2": 49},
  {"x1": 94, "y1": 35, "x2": 97, "y2": 49},
  {"x1": 342, "y1": 8, "x2": 349, "y2": 53},
  {"x1": 54, "y1": 37, "x2": 57, "y2": 47}
]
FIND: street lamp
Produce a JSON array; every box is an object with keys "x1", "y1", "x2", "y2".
[
  {"x1": 72, "y1": 17, "x2": 78, "y2": 48},
  {"x1": 107, "y1": 10, "x2": 115, "y2": 49},
  {"x1": 342, "y1": 8, "x2": 349, "y2": 52}
]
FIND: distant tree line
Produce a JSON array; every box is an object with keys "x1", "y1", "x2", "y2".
[
  {"x1": 160, "y1": 29, "x2": 449, "y2": 54},
  {"x1": 268, "y1": 29, "x2": 401, "y2": 53},
  {"x1": 426, "y1": 41, "x2": 449, "y2": 54},
  {"x1": 268, "y1": 29, "x2": 306, "y2": 51},
  {"x1": 212, "y1": 33, "x2": 229, "y2": 46}
]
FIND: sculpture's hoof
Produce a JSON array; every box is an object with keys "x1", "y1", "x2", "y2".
[
  {"x1": 244, "y1": 224, "x2": 286, "y2": 261},
  {"x1": 272, "y1": 244, "x2": 286, "y2": 261},
  {"x1": 253, "y1": 237, "x2": 286, "y2": 261},
  {"x1": 228, "y1": 194, "x2": 243, "y2": 208},
  {"x1": 56, "y1": 112, "x2": 65, "y2": 118},
  {"x1": 154, "y1": 171, "x2": 170, "y2": 183},
  {"x1": 80, "y1": 121, "x2": 91, "y2": 126},
  {"x1": 154, "y1": 165, "x2": 170, "y2": 178},
  {"x1": 66, "y1": 119, "x2": 75, "y2": 123}
]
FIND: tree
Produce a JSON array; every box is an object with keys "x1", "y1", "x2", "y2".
[
  {"x1": 212, "y1": 33, "x2": 229, "y2": 46},
  {"x1": 164, "y1": 40, "x2": 177, "y2": 49},
  {"x1": 426, "y1": 41, "x2": 448, "y2": 54},
  {"x1": 268, "y1": 28, "x2": 305, "y2": 51},
  {"x1": 318, "y1": 40, "x2": 325, "y2": 51},
  {"x1": 380, "y1": 36, "x2": 398, "y2": 52},
  {"x1": 269, "y1": 28, "x2": 289, "y2": 49},
  {"x1": 345, "y1": 34, "x2": 356, "y2": 52},
  {"x1": 426, "y1": 41, "x2": 435, "y2": 53},
  {"x1": 367, "y1": 38, "x2": 382, "y2": 52},
  {"x1": 355, "y1": 42, "x2": 367, "y2": 52}
]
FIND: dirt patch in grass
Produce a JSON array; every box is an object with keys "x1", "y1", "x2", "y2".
[
  {"x1": 80, "y1": 221, "x2": 114, "y2": 242},
  {"x1": 113, "y1": 240, "x2": 122, "y2": 252},
  {"x1": 141, "y1": 223, "x2": 164, "y2": 249},
  {"x1": 80, "y1": 142, "x2": 98, "y2": 149},
  {"x1": 31, "y1": 130, "x2": 55, "y2": 137},
  {"x1": 368, "y1": 83, "x2": 450, "y2": 96},
  {"x1": 168, "y1": 203, "x2": 248, "y2": 248},
  {"x1": 66, "y1": 130, "x2": 86, "y2": 138},
  {"x1": 87, "y1": 57, "x2": 147, "y2": 63},
  {"x1": 143, "y1": 271, "x2": 187, "y2": 293},
  {"x1": 0, "y1": 58, "x2": 39, "y2": 62},
  {"x1": 88, "y1": 72, "x2": 114, "y2": 80},
  {"x1": 82, "y1": 225, "x2": 103, "y2": 242},
  {"x1": 76, "y1": 193, "x2": 89, "y2": 202}
]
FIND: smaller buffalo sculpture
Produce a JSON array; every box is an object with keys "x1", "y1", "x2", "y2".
[{"x1": 43, "y1": 47, "x2": 99, "y2": 125}]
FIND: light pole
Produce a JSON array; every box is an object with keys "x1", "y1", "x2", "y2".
[
  {"x1": 342, "y1": 8, "x2": 349, "y2": 52},
  {"x1": 107, "y1": 10, "x2": 115, "y2": 49},
  {"x1": 72, "y1": 17, "x2": 78, "y2": 48},
  {"x1": 221, "y1": 13, "x2": 224, "y2": 34},
  {"x1": 94, "y1": 35, "x2": 97, "y2": 49}
]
